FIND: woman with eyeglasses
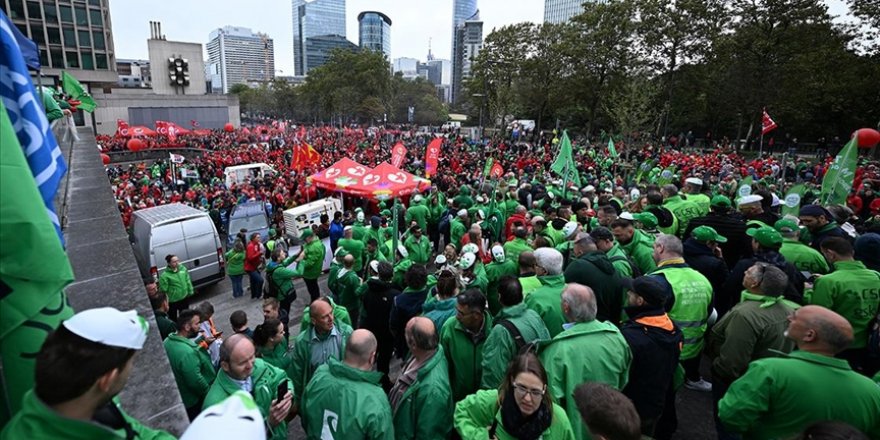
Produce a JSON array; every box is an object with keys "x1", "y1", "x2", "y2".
[{"x1": 454, "y1": 352, "x2": 574, "y2": 440}]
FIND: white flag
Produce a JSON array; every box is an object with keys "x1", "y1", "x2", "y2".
[{"x1": 169, "y1": 153, "x2": 185, "y2": 164}]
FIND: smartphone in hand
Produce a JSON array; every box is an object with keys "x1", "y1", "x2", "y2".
[{"x1": 276, "y1": 381, "x2": 289, "y2": 404}]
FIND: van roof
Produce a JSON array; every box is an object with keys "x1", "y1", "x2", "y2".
[
  {"x1": 224, "y1": 163, "x2": 273, "y2": 172},
  {"x1": 132, "y1": 203, "x2": 207, "y2": 226},
  {"x1": 231, "y1": 201, "x2": 266, "y2": 217}
]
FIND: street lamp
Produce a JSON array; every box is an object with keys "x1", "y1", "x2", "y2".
[{"x1": 472, "y1": 93, "x2": 485, "y2": 141}]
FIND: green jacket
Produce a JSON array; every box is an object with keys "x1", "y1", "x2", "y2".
[
  {"x1": 450, "y1": 218, "x2": 468, "y2": 250},
  {"x1": 258, "y1": 340, "x2": 292, "y2": 372},
  {"x1": 1, "y1": 391, "x2": 174, "y2": 440},
  {"x1": 540, "y1": 320, "x2": 632, "y2": 440},
  {"x1": 651, "y1": 263, "x2": 713, "y2": 359},
  {"x1": 481, "y1": 304, "x2": 550, "y2": 389},
  {"x1": 441, "y1": 312, "x2": 493, "y2": 402},
  {"x1": 392, "y1": 347, "x2": 454, "y2": 440},
  {"x1": 163, "y1": 333, "x2": 215, "y2": 408},
  {"x1": 618, "y1": 229, "x2": 657, "y2": 274},
  {"x1": 809, "y1": 260, "x2": 880, "y2": 349},
  {"x1": 453, "y1": 389, "x2": 575, "y2": 440},
  {"x1": 335, "y1": 268, "x2": 362, "y2": 316},
  {"x1": 392, "y1": 259, "x2": 414, "y2": 290},
  {"x1": 503, "y1": 238, "x2": 532, "y2": 270},
  {"x1": 606, "y1": 243, "x2": 633, "y2": 279},
  {"x1": 289, "y1": 323, "x2": 354, "y2": 404},
  {"x1": 463, "y1": 266, "x2": 489, "y2": 296},
  {"x1": 266, "y1": 255, "x2": 298, "y2": 301},
  {"x1": 404, "y1": 235, "x2": 432, "y2": 265},
  {"x1": 224, "y1": 249, "x2": 246, "y2": 276},
  {"x1": 158, "y1": 266, "x2": 194, "y2": 303},
  {"x1": 301, "y1": 239, "x2": 326, "y2": 280},
  {"x1": 524, "y1": 274, "x2": 567, "y2": 338},
  {"x1": 406, "y1": 204, "x2": 431, "y2": 233},
  {"x1": 707, "y1": 292, "x2": 798, "y2": 384},
  {"x1": 423, "y1": 296, "x2": 457, "y2": 333},
  {"x1": 688, "y1": 193, "x2": 711, "y2": 216},
  {"x1": 779, "y1": 238, "x2": 830, "y2": 274},
  {"x1": 519, "y1": 274, "x2": 542, "y2": 297},
  {"x1": 663, "y1": 195, "x2": 702, "y2": 237},
  {"x1": 154, "y1": 310, "x2": 176, "y2": 340},
  {"x1": 302, "y1": 358, "x2": 394, "y2": 440},
  {"x1": 339, "y1": 238, "x2": 365, "y2": 272},
  {"x1": 203, "y1": 359, "x2": 292, "y2": 440},
  {"x1": 485, "y1": 259, "x2": 518, "y2": 315},
  {"x1": 719, "y1": 351, "x2": 880, "y2": 439}
]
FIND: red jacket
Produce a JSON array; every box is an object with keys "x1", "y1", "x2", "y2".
[
  {"x1": 505, "y1": 213, "x2": 528, "y2": 242},
  {"x1": 245, "y1": 240, "x2": 263, "y2": 272}
]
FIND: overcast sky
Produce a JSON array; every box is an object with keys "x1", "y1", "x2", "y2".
[{"x1": 108, "y1": 0, "x2": 850, "y2": 75}]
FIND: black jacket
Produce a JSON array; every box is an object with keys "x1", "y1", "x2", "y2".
[
  {"x1": 563, "y1": 251, "x2": 623, "y2": 325},
  {"x1": 719, "y1": 250, "x2": 805, "y2": 317},
  {"x1": 685, "y1": 211, "x2": 750, "y2": 269},
  {"x1": 360, "y1": 278, "x2": 400, "y2": 339},
  {"x1": 389, "y1": 286, "x2": 430, "y2": 358},
  {"x1": 621, "y1": 305, "x2": 682, "y2": 421},
  {"x1": 683, "y1": 239, "x2": 730, "y2": 302}
]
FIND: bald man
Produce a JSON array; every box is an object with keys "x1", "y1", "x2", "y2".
[
  {"x1": 202, "y1": 334, "x2": 293, "y2": 440},
  {"x1": 388, "y1": 317, "x2": 453, "y2": 439},
  {"x1": 540, "y1": 283, "x2": 633, "y2": 440},
  {"x1": 301, "y1": 329, "x2": 394, "y2": 439},
  {"x1": 719, "y1": 306, "x2": 880, "y2": 439}
]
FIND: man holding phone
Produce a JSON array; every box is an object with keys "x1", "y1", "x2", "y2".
[{"x1": 203, "y1": 334, "x2": 293, "y2": 440}]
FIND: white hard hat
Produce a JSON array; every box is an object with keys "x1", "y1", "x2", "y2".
[
  {"x1": 620, "y1": 212, "x2": 635, "y2": 221},
  {"x1": 369, "y1": 260, "x2": 380, "y2": 273},
  {"x1": 63, "y1": 307, "x2": 148, "y2": 350},
  {"x1": 434, "y1": 254, "x2": 448, "y2": 265},
  {"x1": 459, "y1": 252, "x2": 477, "y2": 270},
  {"x1": 584, "y1": 185, "x2": 596, "y2": 192},
  {"x1": 181, "y1": 391, "x2": 266, "y2": 440},
  {"x1": 737, "y1": 194, "x2": 763, "y2": 206},
  {"x1": 491, "y1": 245, "x2": 505, "y2": 262},
  {"x1": 685, "y1": 177, "x2": 703, "y2": 186}
]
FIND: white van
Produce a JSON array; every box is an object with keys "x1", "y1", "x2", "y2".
[
  {"x1": 224, "y1": 163, "x2": 275, "y2": 188},
  {"x1": 130, "y1": 203, "x2": 225, "y2": 288},
  {"x1": 282, "y1": 197, "x2": 343, "y2": 240}
]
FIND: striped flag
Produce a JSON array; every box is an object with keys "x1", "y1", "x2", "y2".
[
  {"x1": 1, "y1": 11, "x2": 67, "y2": 244},
  {"x1": 761, "y1": 109, "x2": 778, "y2": 135}
]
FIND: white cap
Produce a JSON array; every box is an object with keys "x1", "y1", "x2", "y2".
[
  {"x1": 620, "y1": 212, "x2": 635, "y2": 221},
  {"x1": 603, "y1": 187, "x2": 613, "y2": 193},
  {"x1": 434, "y1": 254, "x2": 447, "y2": 265},
  {"x1": 397, "y1": 244, "x2": 409, "y2": 258},
  {"x1": 685, "y1": 177, "x2": 703, "y2": 186},
  {"x1": 771, "y1": 193, "x2": 781, "y2": 207},
  {"x1": 457, "y1": 209, "x2": 468, "y2": 217},
  {"x1": 737, "y1": 194, "x2": 764, "y2": 206},
  {"x1": 461, "y1": 243, "x2": 479, "y2": 254},
  {"x1": 334, "y1": 247, "x2": 348, "y2": 257},
  {"x1": 343, "y1": 225, "x2": 353, "y2": 232},
  {"x1": 356, "y1": 212, "x2": 365, "y2": 222},
  {"x1": 562, "y1": 221, "x2": 579, "y2": 238},
  {"x1": 369, "y1": 260, "x2": 380, "y2": 273},
  {"x1": 413, "y1": 194, "x2": 423, "y2": 203},
  {"x1": 476, "y1": 209, "x2": 486, "y2": 220},
  {"x1": 584, "y1": 185, "x2": 596, "y2": 192},
  {"x1": 476, "y1": 196, "x2": 485, "y2": 203},
  {"x1": 63, "y1": 308, "x2": 148, "y2": 350},
  {"x1": 459, "y1": 252, "x2": 477, "y2": 270},
  {"x1": 491, "y1": 245, "x2": 505, "y2": 262},
  {"x1": 181, "y1": 391, "x2": 266, "y2": 440}
]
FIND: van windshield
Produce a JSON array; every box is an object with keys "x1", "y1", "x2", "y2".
[{"x1": 230, "y1": 215, "x2": 268, "y2": 234}]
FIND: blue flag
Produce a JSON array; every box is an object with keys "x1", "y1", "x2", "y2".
[
  {"x1": 1, "y1": 10, "x2": 67, "y2": 243},
  {"x1": 1, "y1": 12, "x2": 38, "y2": 70}
]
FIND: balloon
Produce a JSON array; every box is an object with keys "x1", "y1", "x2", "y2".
[
  {"x1": 224, "y1": 123, "x2": 234, "y2": 133},
  {"x1": 100, "y1": 153, "x2": 111, "y2": 165},
  {"x1": 127, "y1": 138, "x2": 146, "y2": 152},
  {"x1": 853, "y1": 128, "x2": 880, "y2": 149}
]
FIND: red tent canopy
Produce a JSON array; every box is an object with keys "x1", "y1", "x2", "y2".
[
  {"x1": 307, "y1": 157, "x2": 372, "y2": 192},
  {"x1": 348, "y1": 162, "x2": 431, "y2": 201}
]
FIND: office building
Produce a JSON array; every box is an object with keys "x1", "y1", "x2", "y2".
[
  {"x1": 305, "y1": 34, "x2": 358, "y2": 72},
  {"x1": 357, "y1": 11, "x2": 390, "y2": 58},
  {"x1": 450, "y1": 0, "x2": 477, "y2": 102},
  {"x1": 452, "y1": 12, "x2": 482, "y2": 104},
  {"x1": 206, "y1": 26, "x2": 274, "y2": 94},
  {"x1": 292, "y1": 0, "x2": 346, "y2": 75},
  {"x1": 544, "y1": 0, "x2": 606, "y2": 23}
]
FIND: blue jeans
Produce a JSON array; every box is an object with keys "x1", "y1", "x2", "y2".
[
  {"x1": 229, "y1": 274, "x2": 244, "y2": 298},
  {"x1": 247, "y1": 270, "x2": 263, "y2": 299}
]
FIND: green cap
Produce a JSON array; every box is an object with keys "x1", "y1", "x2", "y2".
[
  {"x1": 299, "y1": 228, "x2": 314, "y2": 240},
  {"x1": 774, "y1": 219, "x2": 799, "y2": 234},
  {"x1": 746, "y1": 226, "x2": 783, "y2": 247},
  {"x1": 692, "y1": 225, "x2": 727, "y2": 243},
  {"x1": 268, "y1": 228, "x2": 277, "y2": 238},
  {"x1": 633, "y1": 212, "x2": 658, "y2": 229},
  {"x1": 710, "y1": 195, "x2": 732, "y2": 208}
]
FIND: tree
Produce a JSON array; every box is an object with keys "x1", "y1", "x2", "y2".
[
  {"x1": 299, "y1": 49, "x2": 392, "y2": 124},
  {"x1": 603, "y1": 73, "x2": 660, "y2": 142}
]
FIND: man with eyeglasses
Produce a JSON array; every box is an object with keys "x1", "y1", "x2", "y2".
[
  {"x1": 707, "y1": 263, "x2": 799, "y2": 440},
  {"x1": 440, "y1": 289, "x2": 493, "y2": 402}
]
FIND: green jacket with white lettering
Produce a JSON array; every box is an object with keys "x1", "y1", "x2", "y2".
[{"x1": 809, "y1": 260, "x2": 880, "y2": 349}]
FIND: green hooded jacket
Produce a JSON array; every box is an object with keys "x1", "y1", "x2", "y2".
[
  {"x1": 339, "y1": 237, "x2": 366, "y2": 272},
  {"x1": 301, "y1": 358, "x2": 394, "y2": 439},
  {"x1": 406, "y1": 204, "x2": 431, "y2": 233},
  {"x1": 392, "y1": 259, "x2": 414, "y2": 290},
  {"x1": 453, "y1": 389, "x2": 575, "y2": 440},
  {"x1": 422, "y1": 296, "x2": 457, "y2": 333},
  {"x1": 605, "y1": 242, "x2": 633, "y2": 279},
  {"x1": 391, "y1": 347, "x2": 454, "y2": 439},
  {"x1": 524, "y1": 274, "x2": 567, "y2": 338},
  {"x1": 481, "y1": 304, "x2": 550, "y2": 389},
  {"x1": 299, "y1": 297, "x2": 352, "y2": 333},
  {"x1": 540, "y1": 320, "x2": 632, "y2": 440},
  {"x1": 563, "y1": 251, "x2": 625, "y2": 325},
  {"x1": 809, "y1": 260, "x2": 880, "y2": 349},
  {"x1": 266, "y1": 255, "x2": 298, "y2": 302},
  {"x1": 440, "y1": 312, "x2": 493, "y2": 402},
  {"x1": 663, "y1": 195, "x2": 702, "y2": 237},
  {"x1": 503, "y1": 238, "x2": 532, "y2": 271},
  {"x1": 158, "y1": 266, "x2": 194, "y2": 303},
  {"x1": 163, "y1": 333, "x2": 215, "y2": 408},
  {"x1": 334, "y1": 268, "x2": 362, "y2": 318},
  {"x1": 404, "y1": 235, "x2": 432, "y2": 265},
  {"x1": 618, "y1": 229, "x2": 657, "y2": 275},
  {"x1": 258, "y1": 340, "x2": 292, "y2": 372},
  {"x1": 202, "y1": 359, "x2": 291, "y2": 440},
  {"x1": 301, "y1": 239, "x2": 326, "y2": 280},
  {"x1": 450, "y1": 218, "x2": 468, "y2": 250},
  {"x1": 485, "y1": 259, "x2": 519, "y2": 316}
]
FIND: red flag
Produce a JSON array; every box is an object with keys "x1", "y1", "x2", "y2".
[
  {"x1": 290, "y1": 143, "x2": 304, "y2": 171},
  {"x1": 190, "y1": 120, "x2": 200, "y2": 128},
  {"x1": 391, "y1": 142, "x2": 408, "y2": 168},
  {"x1": 116, "y1": 119, "x2": 129, "y2": 137},
  {"x1": 291, "y1": 142, "x2": 322, "y2": 172},
  {"x1": 762, "y1": 109, "x2": 778, "y2": 135},
  {"x1": 305, "y1": 143, "x2": 321, "y2": 168},
  {"x1": 155, "y1": 121, "x2": 176, "y2": 142},
  {"x1": 425, "y1": 138, "x2": 442, "y2": 178},
  {"x1": 490, "y1": 162, "x2": 504, "y2": 179}
]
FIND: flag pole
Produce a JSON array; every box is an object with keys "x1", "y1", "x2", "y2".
[{"x1": 759, "y1": 130, "x2": 764, "y2": 157}]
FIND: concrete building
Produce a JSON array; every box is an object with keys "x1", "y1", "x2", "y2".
[
  {"x1": 292, "y1": 0, "x2": 346, "y2": 75},
  {"x1": 452, "y1": 12, "x2": 482, "y2": 104},
  {"x1": 305, "y1": 34, "x2": 358, "y2": 72},
  {"x1": 426, "y1": 59, "x2": 451, "y2": 86},
  {"x1": 544, "y1": 0, "x2": 606, "y2": 23},
  {"x1": 116, "y1": 59, "x2": 150, "y2": 88},
  {"x1": 450, "y1": 0, "x2": 477, "y2": 102},
  {"x1": 90, "y1": 88, "x2": 239, "y2": 135},
  {"x1": 147, "y1": 23, "x2": 206, "y2": 96},
  {"x1": 206, "y1": 26, "x2": 275, "y2": 94},
  {"x1": 357, "y1": 11, "x2": 390, "y2": 58}
]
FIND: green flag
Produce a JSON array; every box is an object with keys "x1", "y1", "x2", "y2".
[
  {"x1": 635, "y1": 159, "x2": 655, "y2": 183},
  {"x1": 483, "y1": 157, "x2": 494, "y2": 178},
  {"x1": 819, "y1": 136, "x2": 859, "y2": 206},
  {"x1": 737, "y1": 176, "x2": 753, "y2": 199},
  {"x1": 61, "y1": 71, "x2": 96, "y2": 112},
  {"x1": 608, "y1": 137, "x2": 618, "y2": 159},
  {"x1": 550, "y1": 130, "x2": 582, "y2": 188},
  {"x1": 781, "y1": 184, "x2": 806, "y2": 217},
  {"x1": 0, "y1": 99, "x2": 75, "y2": 421},
  {"x1": 657, "y1": 166, "x2": 677, "y2": 186}
]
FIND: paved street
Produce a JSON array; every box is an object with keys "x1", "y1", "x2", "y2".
[{"x1": 190, "y1": 272, "x2": 716, "y2": 439}]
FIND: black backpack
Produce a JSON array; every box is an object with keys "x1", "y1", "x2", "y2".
[
  {"x1": 263, "y1": 266, "x2": 281, "y2": 298},
  {"x1": 495, "y1": 319, "x2": 539, "y2": 355},
  {"x1": 609, "y1": 254, "x2": 643, "y2": 278}
]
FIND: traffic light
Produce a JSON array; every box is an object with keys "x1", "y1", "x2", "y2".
[{"x1": 168, "y1": 56, "x2": 190, "y2": 86}]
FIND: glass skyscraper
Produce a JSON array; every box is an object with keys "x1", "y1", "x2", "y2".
[
  {"x1": 450, "y1": 0, "x2": 477, "y2": 103},
  {"x1": 357, "y1": 11, "x2": 390, "y2": 58},
  {"x1": 292, "y1": 0, "x2": 346, "y2": 75},
  {"x1": 544, "y1": 0, "x2": 607, "y2": 23}
]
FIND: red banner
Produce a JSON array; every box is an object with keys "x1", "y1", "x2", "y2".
[
  {"x1": 425, "y1": 138, "x2": 442, "y2": 178},
  {"x1": 291, "y1": 142, "x2": 322, "y2": 172},
  {"x1": 762, "y1": 109, "x2": 778, "y2": 135},
  {"x1": 391, "y1": 142, "x2": 407, "y2": 168},
  {"x1": 116, "y1": 119, "x2": 129, "y2": 137},
  {"x1": 490, "y1": 162, "x2": 504, "y2": 179}
]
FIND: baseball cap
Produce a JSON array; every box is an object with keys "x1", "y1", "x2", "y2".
[
  {"x1": 459, "y1": 252, "x2": 477, "y2": 270},
  {"x1": 562, "y1": 221, "x2": 579, "y2": 238},
  {"x1": 799, "y1": 204, "x2": 830, "y2": 218},
  {"x1": 457, "y1": 209, "x2": 468, "y2": 217},
  {"x1": 63, "y1": 308, "x2": 148, "y2": 350},
  {"x1": 299, "y1": 228, "x2": 314, "y2": 240},
  {"x1": 434, "y1": 254, "x2": 448, "y2": 265},
  {"x1": 685, "y1": 177, "x2": 703, "y2": 186},
  {"x1": 746, "y1": 226, "x2": 783, "y2": 247},
  {"x1": 632, "y1": 212, "x2": 658, "y2": 229},
  {"x1": 711, "y1": 195, "x2": 732, "y2": 208},
  {"x1": 589, "y1": 226, "x2": 614, "y2": 242},
  {"x1": 620, "y1": 277, "x2": 669, "y2": 307},
  {"x1": 692, "y1": 226, "x2": 727, "y2": 243},
  {"x1": 737, "y1": 195, "x2": 763, "y2": 206},
  {"x1": 491, "y1": 245, "x2": 505, "y2": 263},
  {"x1": 181, "y1": 391, "x2": 265, "y2": 440},
  {"x1": 413, "y1": 194, "x2": 423, "y2": 203},
  {"x1": 774, "y1": 219, "x2": 799, "y2": 234}
]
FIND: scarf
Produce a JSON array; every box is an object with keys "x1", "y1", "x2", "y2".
[{"x1": 500, "y1": 384, "x2": 552, "y2": 440}]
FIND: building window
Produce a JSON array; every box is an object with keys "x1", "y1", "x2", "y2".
[
  {"x1": 78, "y1": 29, "x2": 90, "y2": 47},
  {"x1": 92, "y1": 30, "x2": 104, "y2": 49},
  {"x1": 88, "y1": 0, "x2": 101, "y2": 6},
  {"x1": 74, "y1": 6, "x2": 87, "y2": 26},
  {"x1": 50, "y1": 48, "x2": 64, "y2": 67},
  {"x1": 47, "y1": 26, "x2": 61, "y2": 44},
  {"x1": 39, "y1": 49, "x2": 48, "y2": 67},
  {"x1": 95, "y1": 53, "x2": 107, "y2": 69},
  {"x1": 89, "y1": 8, "x2": 102, "y2": 27},
  {"x1": 62, "y1": 26, "x2": 76, "y2": 45},
  {"x1": 30, "y1": 22, "x2": 45, "y2": 44},
  {"x1": 66, "y1": 51, "x2": 80, "y2": 68},
  {"x1": 26, "y1": 1, "x2": 42, "y2": 20},
  {"x1": 8, "y1": 0, "x2": 26, "y2": 19},
  {"x1": 43, "y1": 1, "x2": 58, "y2": 23},
  {"x1": 59, "y1": 4, "x2": 72, "y2": 22},
  {"x1": 81, "y1": 50, "x2": 93, "y2": 69}
]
